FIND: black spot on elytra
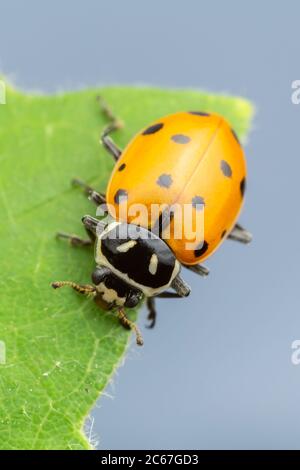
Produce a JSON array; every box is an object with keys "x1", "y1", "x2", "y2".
[
  {"x1": 240, "y1": 177, "x2": 246, "y2": 197},
  {"x1": 194, "y1": 240, "x2": 209, "y2": 258},
  {"x1": 231, "y1": 128, "x2": 240, "y2": 145},
  {"x1": 220, "y1": 160, "x2": 232, "y2": 178},
  {"x1": 189, "y1": 111, "x2": 210, "y2": 117},
  {"x1": 118, "y1": 163, "x2": 126, "y2": 171},
  {"x1": 221, "y1": 229, "x2": 227, "y2": 239},
  {"x1": 142, "y1": 123, "x2": 164, "y2": 135},
  {"x1": 171, "y1": 134, "x2": 191, "y2": 144},
  {"x1": 156, "y1": 174, "x2": 173, "y2": 188},
  {"x1": 114, "y1": 189, "x2": 128, "y2": 204},
  {"x1": 192, "y1": 196, "x2": 205, "y2": 210}
]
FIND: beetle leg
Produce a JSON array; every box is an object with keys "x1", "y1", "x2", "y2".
[
  {"x1": 146, "y1": 297, "x2": 157, "y2": 329},
  {"x1": 171, "y1": 274, "x2": 191, "y2": 297},
  {"x1": 183, "y1": 264, "x2": 210, "y2": 277},
  {"x1": 97, "y1": 95, "x2": 123, "y2": 161},
  {"x1": 228, "y1": 223, "x2": 252, "y2": 244},
  {"x1": 146, "y1": 291, "x2": 186, "y2": 329},
  {"x1": 71, "y1": 178, "x2": 106, "y2": 206},
  {"x1": 56, "y1": 217, "x2": 99, "y2": 247},
  {"x1": 156, "y1": 292, "x2": 182, "y2": 298},
  {"x1": 51, "y1": 281, "x2": 96, "y2": 296},
  {"x1": 55, "y1": 231, "x2": 93, "y2": 247},
  {"x1": 81, "y1": 214, "x2": 107, "y2": 238},
  {"x1": 117, "y1": 308, "x2": 144, "y2": 346}
]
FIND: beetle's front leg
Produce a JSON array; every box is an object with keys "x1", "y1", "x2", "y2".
[
  {"x1": 146, "y1": 297, "x2": 157, "y2": 329},
  {"x1": 55, "y1": 231, "x2": 93, "y2": 247},
  {"x1": 56, "y1": 217, "x2": 97, "y2": 247},
  {"x1": 56, "y1": 214, "x2": 105, "y2": 248},
  {"x1": 146, "y1": 291, "x2": 185, "y2": 328}
]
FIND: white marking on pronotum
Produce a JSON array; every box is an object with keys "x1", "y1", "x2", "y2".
[
  {"x1": 116, "y1": 240, "x2": 137, "y2": 253},
  {"x1": 149, "y1": 253, "x2": 158, "y2": 275}
]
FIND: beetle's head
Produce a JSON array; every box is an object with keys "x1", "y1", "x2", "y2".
[{"x1": 91, "y1": 265, "x2": 143, "y2": 310}]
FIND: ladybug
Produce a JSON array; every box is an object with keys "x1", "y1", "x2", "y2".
[{"x1": 52, "y1": 97, "x2": 252, "y2": 346}]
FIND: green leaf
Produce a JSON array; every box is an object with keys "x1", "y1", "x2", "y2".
[{"x1": 0, "y1": 81, "x2": 254, "y2": 450}]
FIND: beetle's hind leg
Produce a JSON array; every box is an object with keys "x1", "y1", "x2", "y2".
[
  {"x1": 97, "y1": 95, "x2": 123, "y2": 161},
  {"x1": 228, "y1": 223, "x2": 252, "y2": 244}
]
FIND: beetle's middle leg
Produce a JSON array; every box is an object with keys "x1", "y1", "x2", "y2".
[
  {"x1": 183, "y1": 264, "x2": 210, "y2": 277},
  {"x1": 97, "y1": 95, "x2": 123, "y2": 161},
  {"x1": 71, "y1": 178, "x2": 106, "y2": 206}
]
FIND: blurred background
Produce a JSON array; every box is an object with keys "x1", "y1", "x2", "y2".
[{"x1": 1, "y1": 0, "x2": 300, "y2": 450}]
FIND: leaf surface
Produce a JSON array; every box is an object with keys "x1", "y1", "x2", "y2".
[{"x1": 0, "y1": 83, "x2": 253, "y2": 449}]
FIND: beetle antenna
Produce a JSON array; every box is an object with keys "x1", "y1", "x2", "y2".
[
  {"x1": 117, "y1": 308, "x2": 144, "y2": 346},
  {"x1": 51, "y1": 281, "x2": 96, "y2": 296}
]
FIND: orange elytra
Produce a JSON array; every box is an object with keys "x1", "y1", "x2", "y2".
[{"x1": 107, "y1": 111, "x2": 247, "y2": 265}]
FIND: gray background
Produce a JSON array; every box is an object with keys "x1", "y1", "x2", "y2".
[{"x1": 1, "y1": 0, "x2": 300, "y2": 450}]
